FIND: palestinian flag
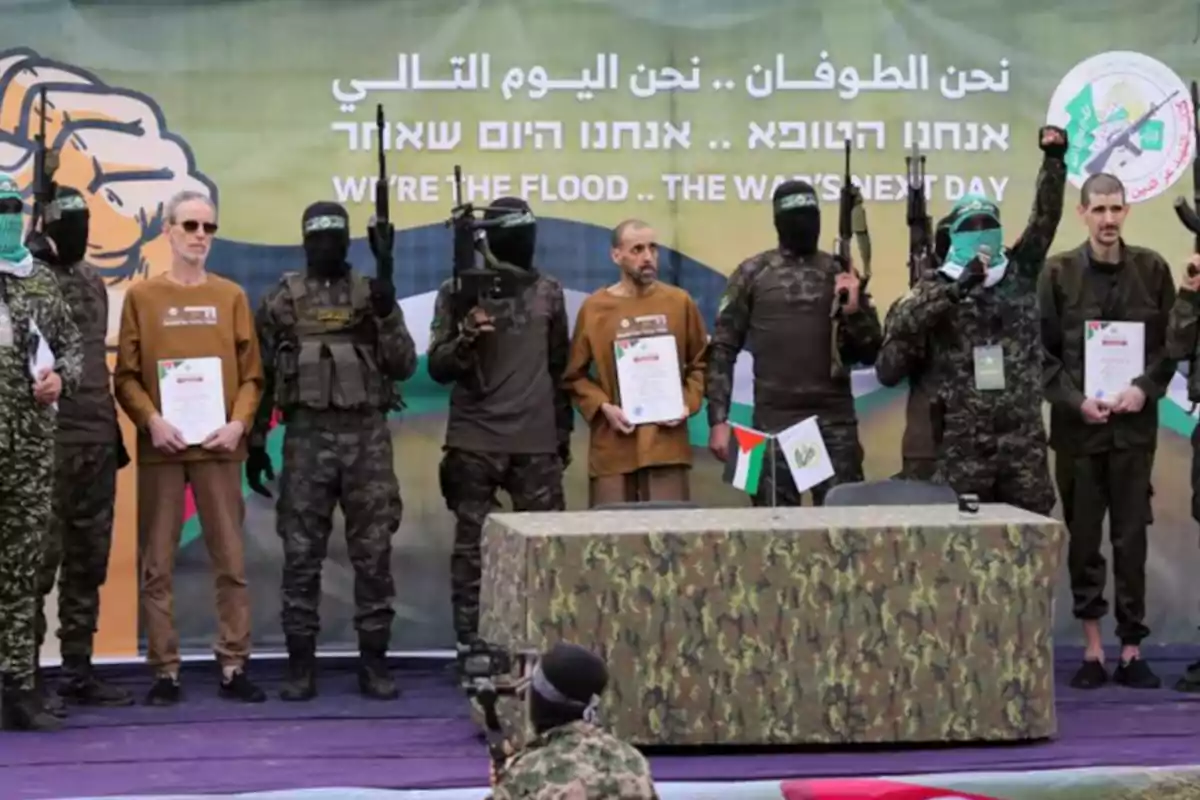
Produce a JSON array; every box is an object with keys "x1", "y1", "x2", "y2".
[{"x1": 723, "y1": 423, "x2": 769, "y2": 494}]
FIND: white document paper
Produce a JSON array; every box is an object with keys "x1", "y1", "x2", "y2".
[
  {"x1": 614, "y1": 334, "x2": 687, "y2": 426},
  {"x1": 28, "y1": 319, "x2": 58, "y2": 411},
  {"x1": 776, "y1": 416, "x2": 835, "y2": 493},
  {"x1": 158, "y1": 357, "x2": 227, "y2": 445},
  {"x1": 1083, "y1": 320, "x2": 1145, "y2": 401}
]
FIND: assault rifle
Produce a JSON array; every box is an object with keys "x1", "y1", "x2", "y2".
[
  {"x1": 459, "y1": 641, "x2": 540, "y2": 775},
  {"x1": 905, "y1": 144, "x2": 933, "y2": 287},
  {"x1": 829, "y1": 138, "x2": 872, "y2": 377},
  {"x1": 443, "y1": 165, "x2": 538, "y2": 320},
  {"x1": 30, "y1": 85, "x2": 59, "y2": 233},
  {"x1": 831, "y1": 139, "x2": 855, "y2": 315},
  {"x1": 1087, "y1": 90, "x2": 1179, "y2": 176},
  {"x1": 369, "y1": 103, "x2": 394, "y2": 287}
]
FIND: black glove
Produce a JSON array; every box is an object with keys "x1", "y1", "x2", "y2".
[
  {"x1": 367, "y1": 216, "x2": 394, "y2": 261},
  {"x1": 369, "y1": 278, "x2": 397, "y2": 318},
  {"x1": 246, "y1": 445, "x2": 275, "y2": 498},
  {"x1": 557, "y1": 440, "x2": 572, "y2": 469},
  {"x1": 116, "y1": 438, "x2": 131, "y2": 470},
  {"x1": 950, "y1": 255, "x2": 988, "y2": 299},
  {"x1": 1038, "y1": 125, "x2": 1069, "y2": 160}
]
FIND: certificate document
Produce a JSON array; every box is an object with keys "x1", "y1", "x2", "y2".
[
  {"x1": 158, "y1": 357, "x2": 227, "y2": 445},
  {"x1": 1083, "y1": 321, "x2": 1145, "y2": 402},
  {"x1": 28, "y1": 319, "x2": 58, "y2": 411},
  {"x1": 614, "y1": 335, "x2": 687, "y2": 426}
]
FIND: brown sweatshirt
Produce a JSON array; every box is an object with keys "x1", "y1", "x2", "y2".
[
  {"x1": 114, "y1": 273, "x2": 263, "y2": 464},
  {"x1": 563, "y1": 282, "x2": 708, "y2": 478}
]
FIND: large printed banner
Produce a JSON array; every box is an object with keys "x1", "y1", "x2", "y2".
[{"x1": 4, "y1": 0, "x2": 1200, "y2": 658}]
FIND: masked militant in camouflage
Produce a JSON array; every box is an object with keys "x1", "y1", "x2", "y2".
[
  {"x1": 1041, "y1": 172, "x2": 1176, "y2": 691},
  {"x1": 0, "y1": 171, "x2": 84, "y2": 732},
  {"x1": 875, "y1": 126, "x2": 1068, "y2": 514},
  {"x1": 427, "y1": 197, "x2": 572, "y2": 651},
  {"x1": 478, "y1": 506, "x2": 1063, "y2": 747},
  {"x1": 706, "y1": 180, "x2": 881, "y2": 506},
  {"x1": 25, "y1": 187, "x2": 133, "y2": 715},
  {"x1": 248, "y1": 200, "x2": 417, "y2": 702},
  {"x1": 488, "y1": 642, "x2": 658, "y2": 800}
]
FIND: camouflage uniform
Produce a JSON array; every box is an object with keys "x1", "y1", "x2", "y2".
[
  {"x1": 427, "y1": 273, "x2": 572, "y2": 644},
  {"x1": 706, "y1": 249, "x2": 882, "y2": 506},
  {"x1": 1041, "y1": 242, "x2": 1176, "y2": 648},
  {"x1": 35, "y1": 248, "x2": 131, "y2": 709},
  {"x1": 894, "y1": 226, "x2": 951, "y2": 483},
  {"x1": 490, "y1": 720, "x2": 659, "y2": 800},
  {"x1": 882, "y1": 282, "x2": 939, "y2": 482},
  {"x1": 0, "y1": 252, "x2": 82, "y2": 726},
  {"x1": 875, "y1": 155, "x2": 1066, "y2": 513},
  {"x1": 253, "y1": 269, "x2": 416, "y2": 697}
]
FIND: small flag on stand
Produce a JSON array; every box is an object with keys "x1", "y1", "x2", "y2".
[{"x1": 722, "y1": 423, "x2": 769, "y2": 494}]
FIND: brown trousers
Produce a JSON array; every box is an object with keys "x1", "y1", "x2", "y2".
[
  {"x1": 588, "y1": 465, "x2": 690, "y2": 508},
  {"x1": 138, "y1": 460, "x2": 251, "y2": 674}
]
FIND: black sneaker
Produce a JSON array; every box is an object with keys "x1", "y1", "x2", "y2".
[
  {"x1": 219, "y1": 670, "x2": 266, "y2": 703},
  {"x1": 1069, "y1": 659, "x2": 1109, "y2": 689},
  {"x1": 1113, "y1": 658, "x2": 1161, "y2": 689},
  {"x1": 145, "y1": 675, "x2": 181, "y2": 706}
]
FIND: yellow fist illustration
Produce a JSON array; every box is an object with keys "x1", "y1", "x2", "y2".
[{"x1": 0, "y1": 48, "x2": 216, "y2": 284}]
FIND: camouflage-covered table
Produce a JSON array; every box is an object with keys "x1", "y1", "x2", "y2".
[{"x1": 477, "y1": 504, "x2": 1064, "y2": 747}]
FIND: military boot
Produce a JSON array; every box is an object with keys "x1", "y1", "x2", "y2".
[
  {"x1": 58, "y1": 656, "x2": 134, "y2": 707},
  {"x1": 357, "y1": 631, "x2": 399, "y2": 700},
  {"x1": 32, "y1": 652, "x2": 66, "y2": 718},
  {"x1": 1, "y1": 674, "x2": 63, "y2": 732},
  {"x1": 279, "y1": 636, "x2": 318, "y2": 701}
]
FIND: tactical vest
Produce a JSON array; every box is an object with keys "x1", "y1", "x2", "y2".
[{"x1": 274, "y1": 271, "x2": 396, "y2": 412}]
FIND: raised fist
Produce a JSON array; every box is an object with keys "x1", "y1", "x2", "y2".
[
  {"x1": 1038, "y1": 125, "x2": 1069, "y2": 160},
  {"x1": 0, "y1": 48, "x2": 217, "y2": 283}
]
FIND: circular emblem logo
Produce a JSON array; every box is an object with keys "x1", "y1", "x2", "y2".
[{"x1": 1046, "y1": 51, "x2": 1194, "y2": 203}]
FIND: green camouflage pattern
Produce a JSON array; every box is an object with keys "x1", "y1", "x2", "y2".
[
  {"x1": 489, "y1": 720, "x2": 659, "y2": 800},
  {"x1": 478, "y1": 505, "x2": 1064, "y2": 747}
]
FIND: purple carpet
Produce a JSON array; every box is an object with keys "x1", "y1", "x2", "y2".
[{"x1": 3, "y1": 648, "x2": 1200, "y2": 799}]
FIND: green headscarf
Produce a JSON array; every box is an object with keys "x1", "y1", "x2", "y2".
[{"x1": 0, "y1": 172, "x2": 32, "y2": 273}]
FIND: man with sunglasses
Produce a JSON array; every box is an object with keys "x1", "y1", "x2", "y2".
[
  {"x1": 0, "y1": 172, "x2": 83, "y2": 731},
  {"x1": 875, "y1": 125, "x2": 1068, "y2": 514},
  {"x1": 114, "y1": 190, "x2": 266, "y2": 706}
]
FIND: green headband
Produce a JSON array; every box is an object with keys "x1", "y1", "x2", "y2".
[
  {"x1": 303, "y1": 214, "x2": 348, "y2": 234},
  {"x1": 774, "y1": 192, "x2": 818, "y2": 213}
]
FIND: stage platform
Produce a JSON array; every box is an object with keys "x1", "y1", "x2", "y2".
[{"x1": 4, "y1": 648, "x2": 1200, "y2": 800}]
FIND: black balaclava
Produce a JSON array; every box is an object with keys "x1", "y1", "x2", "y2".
[
  {"x1": 43, "y1": 186, "x2": 90, "y2": 266},
  {"x1": 484, "y1": 196, "x2": 536, "y2": 269},
  {"x1": 528, "y1": 643, "x2": 608, "y2": 734},
  {"x1": 772, "y1": 180, "x2": 821, "y2": 256},
  {"x1": 302, "y1": 201, "x2": 350, "y2": 278}
]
